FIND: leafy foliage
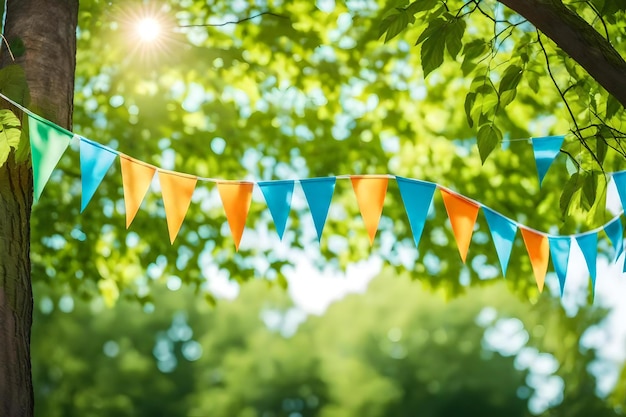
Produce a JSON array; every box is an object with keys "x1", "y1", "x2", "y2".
[{"x1": 17, "y1": 0, "x2": 624, "y2": 305}]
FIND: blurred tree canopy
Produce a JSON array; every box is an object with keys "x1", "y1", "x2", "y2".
[
  {"x1": 32, "y1": 271, "x2": 620, "y2": 416},
  {"x1": 28, "y1": 0, "x2": 625, "y2": 305},
  {"x1": 1, "y1": 0, "x2": 626, "y2": 414}
]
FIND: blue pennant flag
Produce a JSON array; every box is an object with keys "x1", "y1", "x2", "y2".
[
  {"x1": 532, "y1": 135, "x2": 564, "y2": 186},
  {"x1": 613, "y1": 171, "x2": 626, "y2": 211},
  {"x1": 300, "y1": 177, "x2": 336, "y2": 242},
  {"x1": 396, "y1": 177, "x2": 436, "y2": 249},
  {"x1": 483, "y1": 208, "x2": 517, "y2": 277},
  {"x1": 79, "y1": 138, "x2": 118, "y2": 212},
  {"x1": 604, "y1": 217, "x2": 624, "y2": 262},
  {"x1": 258, "y1": 180, "x2": 295, "y2": 240},
  {"x1": 576, "y1": 233, "x2": 598, "y2": 296},
  {"x1": 548, "y1": 236, "x2": 571, "y2": 297}
]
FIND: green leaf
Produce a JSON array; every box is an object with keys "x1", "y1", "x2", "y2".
[
  {"x1": 476, "y1": 124, "x2": 501, "y2": 164},
  {"x1": 560, "y1": 173, "x2": 582, "y2": 216},
  {"x1": 464, "y1": 92, "x2": 476, "y2": 128},
  {"x1": 379, "y1": 9, "x2": 410, "y2": 43},
  {"x1": 582, "y1": 171, "x2": 599, "y2": 209},
  {"x1": 0, "y1": 109, "x2": 22, "y2": 167},
  {"x1": 407, "y1": 0, "x2": 439, "y2": 14},
  {"x1": 445, "y1": 18, "x2": 466, "y2": 60},
  {"x1": 416, "y1": 17, "x2": 444, "y2": 45},
  {"x1": 606, "y1": 94, "x2": 621, "y2": 119},
  {"x1": 461, "y1": 40, "x2": 488, "y2": 75},
  {"x1": 498, "y1": 65, "x2": 523, "y2": 94},
  {"x1": 526, "y1": 71, "x2": 540, "y2": 93},
  {"x1": 500, "y1": 90, "x2": 517, "y2": 108},
  {"x1": 419, "y1": 19, "x2": 446, "y2": 77}
]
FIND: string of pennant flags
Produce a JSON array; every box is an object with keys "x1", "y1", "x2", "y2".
[{"x1": 6, "y1": 91, "x2": 626, "y2": 298}]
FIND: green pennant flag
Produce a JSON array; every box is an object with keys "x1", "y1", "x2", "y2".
[{"x1": 28, "y1": 115, "x2": 72, "y2": 202}]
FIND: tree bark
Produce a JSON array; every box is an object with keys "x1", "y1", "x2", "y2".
[
  {"x1": 498, "y1": 0, "x2": 626, "y2": 108},
  {"x1": 0, "y1": 1, "x2": 78, "y2": 416}
]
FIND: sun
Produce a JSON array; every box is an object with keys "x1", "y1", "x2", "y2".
[{"x1": 136, "y1": 17, "x2": 162, "y2": 43}]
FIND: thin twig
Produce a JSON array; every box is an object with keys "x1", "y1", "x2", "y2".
[
  {"x1": 0, "y1": 34, "x2": 15, "y2": 62},
  {"x1": 178, "y1": 11, "x2": 288, "y2": 28},
  {"x1": 537, "y1": 30, "x2": 603, "y2": 172}
]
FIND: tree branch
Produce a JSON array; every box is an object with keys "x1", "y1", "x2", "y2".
[{"x1": 497, "y1": 0, "x2": 626, "y2": 108}]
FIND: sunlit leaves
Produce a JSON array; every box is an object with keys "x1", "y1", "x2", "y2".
[
  {"x1": 379, "y1": 8, "x2": 414, "y2": 43},
  {"x1": 477, "y1": 124, "x2": 502, "y2": 164},
  {"x1": 0, "y1": 109, "x2": 21, "y2": 166},
  {"x1": 416, "y1": 14, "x2": 466, "y2": 77}
]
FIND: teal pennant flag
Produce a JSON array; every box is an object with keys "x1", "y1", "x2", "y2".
[
  {"x1": 483, "y1": 207, "x2": 517, "y2": 277},
  {"x1": 548, "y1": 236, "x2": 571, "y2": 297},
  {"x1": 604, "y1": 217, "x2": 624, "y2": 262},
  {"x1": 532, "y1": 135, "x2": 564, "y2": 186},
  {"x1": 258, "y1": 180, "x2": 295, "y2": 240},
  {"x1": 396, "y1": 177, "x2": 435, "y2": 250},
  {"x1": 28, "y1": 115, "x2": 72, "y2": 202},
  {"x1": 79, "y1": 138, "x2": 118, "y2": 212},
  {"x1": 613, "y1": 171, "x2": 626, "y2": 211},
  {"x1": 300, "y1": 177, "x2": 336, "y2": 242},
  {"x1": 576, "y1": 233, "x2": 598, "y2": 296}
]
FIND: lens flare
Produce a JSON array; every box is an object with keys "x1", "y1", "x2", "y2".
[{"x1": 136, "y1": 17, "x2": 161, "y2": 43}]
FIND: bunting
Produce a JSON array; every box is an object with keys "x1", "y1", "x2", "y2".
[
  {"x1": 258, "y1": 180, "x2": 294, "y2": 240},
  {"x1": 604, "y1": 217, "x2": 624, "y2": 262},
  {"x1": 300, "y1": 177, "x2": 336, "y2": 242},
  {"x1": 397, "y1": 177, "x2": 435, "y2": 250},
  {"x1": 159, "y1": 171, "x2": 197, "y2": 244},
  {"x1": 80, "y1": 139, "x2": 117, "y2": 212},
  {"x1": 548, "y1": 236, "x2": 571, "y2": 296},
  {"x1": 483, "y1": 207, "x2": 517, "y2": 277},
  {"x1": 440, "y1": 189, "x2": 480, "y2": 263},
  {"x1": 532, "y1": 135, "x2": 564, "y2": 186},
  {"x1": 28, "y1": 115, "x2": 72, "y2": 202},
  {"x1": 576, "y1": 233, "x2": 598, "y2": 296},
  {"x1": 120, "y1": 156, "x2": 156, "y2": 228},
  {"x1": 521, "y1": 228, "x2": 550, "y2": 292},
  {"x1": 217, "y1": 182, "x2": 254, "y2": 251},
  {"x1": 6, "y1": 92, "x2": 626, "y2": 303},
  {"x1": 351, "y1": 176, "x2": 388, "y2": 246}
]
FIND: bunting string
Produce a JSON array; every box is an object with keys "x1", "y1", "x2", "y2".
[{"x1": 3, "y1": 92, "x2": 626, "y2": 297}]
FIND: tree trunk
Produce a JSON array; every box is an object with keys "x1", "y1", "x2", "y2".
[
  {"x1": 0, "y1": 1, "x2": 78, "y2": 416},
  {"x1": 498, "y1": 0, "x2": 626, "y2": 108}
]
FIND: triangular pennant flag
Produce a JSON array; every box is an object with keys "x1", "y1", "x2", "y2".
[
  {"x1": 440, "y1": 189, "x2": 480, "y2": 263},
  {"x1": 120, "y1": 156, "x2": 156, "y2": 228},
  {"x1": 576, "y1": 233, "x2": 598, "y2": 296},
  {"x1": 79, "y1": 139, "x2": 118, "y2": 212},
  {"x1": 548, "y1": 236, "x2": 571, "y2": 297},
  {"x1": 396, "y1": 177, "x2": 436, "y2": 249},
  {"x1": 350, "y1": 176, "x2": 388, "y2": 246},
  {"x1": 483, "y1": 207, "x2": 517, "y2": 277},
  {"x1": 300, "y1": 177, "x2": 336, "y2": 242},
  {"x1": 604, "y1": 217, "x2": 624, "y2": 261},
  {"x1": 217, "y1": 182, "x2": 253, "y2": 251},
  {"x1": 28, "y1": 115, "x2": 72, "y2": 202},
  {"x1": 532, "y1": 135, "x2": 564, "y2": 186},
  {"x1": 612, "y1": 171, "x2": 626, "y2": 211},
  {"x1": 258, "y1": 180, "x2": 295, "y2": 240},
  {"x1": 520, "y1": 228, "x2": 549, "y2": 292},
  {"x1": 158, "y1": 171, "x2": 197, "y2": 244}
]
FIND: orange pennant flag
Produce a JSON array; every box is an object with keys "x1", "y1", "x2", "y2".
[
  {"x1": 350, "y1": 175, "x2": 388, "y2": 246},
  {"x1": 158, "y1": 171, "x2": 197, "y2": 244},
  {"x1": 120, "y1": 156, "x2": 156, "y2": 228},
  {"x1": 217, "y1": 181, "x2": 254, "y2": 251},
  {"x1": 520, "y1": 228, "x2": 549, "y2": 292},
  {"x1": 440, "y1": 189, "x2": 479, "y2": 263}
]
